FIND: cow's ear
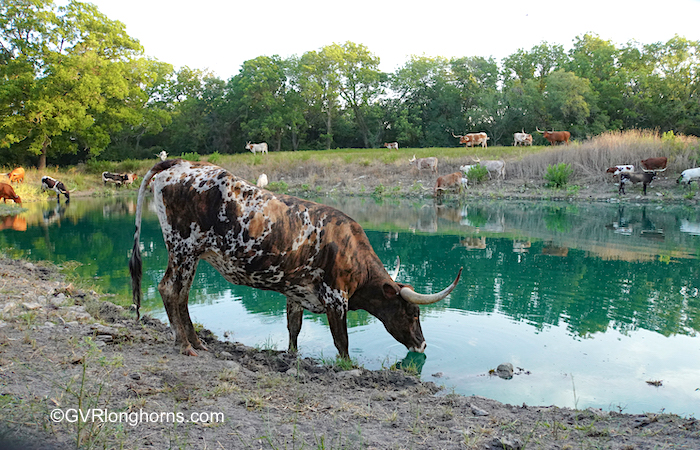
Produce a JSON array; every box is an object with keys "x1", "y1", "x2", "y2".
[{"x1": 382, "y1": 282, "x2": 400, "y2": 299}]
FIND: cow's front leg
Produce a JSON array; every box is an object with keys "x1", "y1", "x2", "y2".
[
  {"x1": 326, "y1": 306, "x2": 349, "y2": 359},
  {"x1": 286, "y1": 300, "x2": 303, "y2": 353}
]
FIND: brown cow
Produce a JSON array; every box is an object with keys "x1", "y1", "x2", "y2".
[
  {"x1": 536, "y1": 127, "x2": 570, "y2": 145},
  {"x1": 640, "y1": 157, "x2": 667, "y2": 172},
  {"x1": 8, "y1": 167, "x2": 24, "y2": 183},
  {"x1": 123, "y1": 173, "x2": 138, "y2": 186},
  {"x1": 0, "y1": 182, "x2": 21, "y2": 204},
  {"x1": 435, "y1": 172, "x2": 467, "y2": 197},
  {"x1": 129, "y1": 160, "x2": 462, "y2": 358}
]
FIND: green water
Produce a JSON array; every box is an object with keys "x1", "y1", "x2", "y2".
[{"x1": 1, "y1": 196, "x2": 699, "y2": 416}]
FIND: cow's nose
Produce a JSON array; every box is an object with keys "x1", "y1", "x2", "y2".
[{"x1": 409, "y1": 341, "x2": 427, "y2": 353}]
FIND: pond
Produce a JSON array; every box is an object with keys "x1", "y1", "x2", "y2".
[{"x1": 1, "y1": 196, "x2": 699, "y2": 417}]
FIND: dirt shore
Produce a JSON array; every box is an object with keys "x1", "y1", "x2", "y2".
[{"x1": 1, "y1": 256, "x2": 699, "y2": 449}]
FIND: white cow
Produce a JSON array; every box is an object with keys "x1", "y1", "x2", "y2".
[
  {"x1": 513, "y1": 132, "x2": 533, "y2": 146},
  {"x1": 156, "y1": 150, "x2": 168, "y2": 161},
  {"x1": 409, "y1": 155, "x2": 438, "y2": 174},
  {"x1": 459, "y1": 164, "x2": 478, "y2": 174},
  {"x1": 606, "y1": 165, "x2": 635, "y2": 177},
  {"x1": 677, "y1": 167, "x2": 700, "y2": 186},
  {"x1": 383, "y1": 142, "x2": 399, "y2": 150},
  {"x1": 474, "y1": 158, "x2": 506, "y2": 180},
  {"x1": 256, "y1": 173, "x2": 269, "y2": 188},
  {"x1": 246, "y1": 142, "x2": 268, "y2": 155}
]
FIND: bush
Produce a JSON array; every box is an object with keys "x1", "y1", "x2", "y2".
[
  {"x1": 84, "y1": 159, "x2": 115, "y2": 175},
  {"x1": 208, "y1": 152, "x2": 222, "y2": 165},
  {"x1": 544, "y1": 163, "x2": 573, "y2": 188},
  {"x1": 267, "y1": 181, "x2": 288, "y2": 193},
  {"x1": 179, "y1": 152, "x2": 201, "y2": 161},
  {"x1": 466, "y1": 165, "x2": 489, "y2": 184}
]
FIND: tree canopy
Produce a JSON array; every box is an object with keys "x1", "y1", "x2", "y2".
[{"x1": 2, "y1": 2, "x2": 700, "y2": 167}]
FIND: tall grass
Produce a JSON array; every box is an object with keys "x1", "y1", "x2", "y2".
[{"x1": 507, "y1": 129, "x2": 700, "y2": 182}]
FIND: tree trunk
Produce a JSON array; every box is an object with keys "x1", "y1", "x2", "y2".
[
  {"x1": 38, "y1": 140, "x2": 49, "y2": 169},
  {"x1": 325, "y1": 107, "x2": 332, "y2": 150}
]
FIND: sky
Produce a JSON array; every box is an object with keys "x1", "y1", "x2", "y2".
[{"x1": 83, "y1": 0, "x2": 700, "y2": 80}]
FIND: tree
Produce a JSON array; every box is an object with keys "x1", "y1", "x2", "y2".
[
  {"x1": 227, "y1": 55, "x2": 291, "y2": 152},
  {"x1": 332, "y1": 42, "x2": 386, "y2": 148},
  {"x1": 296, "y1": 48, "x2": 342, "y2": 149},
  {"x1": 0, "y1": 0, "x2": 144, "y2": 168},
  {"x1": 391, "y1": 56, "x2": 463, "y2": 147}
]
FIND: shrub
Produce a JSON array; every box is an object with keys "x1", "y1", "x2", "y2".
[
  {"x1": 544, "y1": 163, "x2": 573, "y2": 188},
  {"x1": 115, "y1": 159, "x2": 140, "y2": 172},
  {"x1": 267, "y1": 181, "x2": 288, "y2": 193},
  {"x1": 466, "y1": 165, "x2": 489, "y2": 184},
  {"x1": 208, "y1": 152, "x2": 222, "y2": 165},
  {"x1": 179, "y1": 152, "x2": 201, "y2": 161},
  {"x1": 84, "y1": 159, "x2": 117, "y2": 174}
]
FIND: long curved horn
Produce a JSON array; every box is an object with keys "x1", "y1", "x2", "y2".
[
  {"x1": 451, "y1": 131, "x2": 463, "y2": 138},
  {"x1": 400, "y1": 268, "x2": 462, "y2": 305},
  {"x1": 390, "y1": 256, "x2": 400, "y2": 281},
  {"x1": 536, "y1": 127, "x2": 544, "y2": 134}
]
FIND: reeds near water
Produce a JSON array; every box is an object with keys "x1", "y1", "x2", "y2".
[{"x1": 507, "y1": 129, "x2": 700, "y2": 182}]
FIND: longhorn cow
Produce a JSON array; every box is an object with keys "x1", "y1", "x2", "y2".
[
  {"x1": 536, "y1": 127, "x2": 570, "y2": 145},
  {"x1": 129, "y1": 160, "x2": 462, "y2": 358},
  {"x1": 452, "y1": 131, "x2": 489, "y2": 148}
]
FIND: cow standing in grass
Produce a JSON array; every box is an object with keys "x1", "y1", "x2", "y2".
[
  {"x1": 409, "y1": 155, "x2": 438, "y2": 174},
  {"x1": 246, "y1": 142, "x2": 268, "y2": 155},
  {"x1": 0, "y1": 182, "x2": 21, "y2": 204}
]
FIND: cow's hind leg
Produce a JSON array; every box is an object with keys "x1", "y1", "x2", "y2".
[
  {"x1": 286, "y1": 300, "x2": 303, "y2": 353},
  {"x1": 159, "y1": 257, "x2": 205, "y2": 356}
]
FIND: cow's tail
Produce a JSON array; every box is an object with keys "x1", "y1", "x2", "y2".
[{"x1": 129, "y1": 159, "x2": 180, "y2": 320}]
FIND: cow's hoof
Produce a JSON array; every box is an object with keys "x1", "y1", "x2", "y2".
[
  {"x1": 181, "y1": 345, "x2": 199, "y2": 356},
  {"x1": 194, "y1": 341, "x2": 209, "y2": 352}
]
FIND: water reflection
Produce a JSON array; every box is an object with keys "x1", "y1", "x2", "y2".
[
  {"x1": 0, "y1": 214, "x2": 26, "y2": 231},
  {"x1": 392, "y1": 351, "x2": 427, "y2": 375}
]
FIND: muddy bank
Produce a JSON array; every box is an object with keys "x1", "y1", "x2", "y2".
[{"x1": 0, "y1": 258, "x2": 698, "y2": 449}]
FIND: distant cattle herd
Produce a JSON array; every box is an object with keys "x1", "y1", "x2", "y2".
[{"x1": 1, "y1": 130, "x2": 699, "y2": 207}]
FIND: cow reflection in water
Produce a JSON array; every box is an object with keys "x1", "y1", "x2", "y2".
[
  {"x1": 606, "y1": 206, "x2": 663, "y2": 239},
  {"x1": 0, "y1": 214, "x2": 27, "y2": 231},
  {"x1": 102, "y1": 199, "x2": 137, "y2": 218},
  {"x1": 410, "y1": 205, "x2": 438, "y2": 233},
  {"x1": 392, "y1": 351, "x2": 427, "y2": 375},
  {"x1": 542, "y1": 242, "x2": 569, "y2": 257},
  {"x1": 512, "y1": 240, "x2": 530, "y2": 253},
  {"x1": 454, "y1": 236, "x2": 486, "y2": 250},
  {"x1": 43, "y1": 202, "x2": 68, "y2": 226}
]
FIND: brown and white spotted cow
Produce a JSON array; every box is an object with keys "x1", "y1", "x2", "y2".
[{"x1": 129, "y1": 160, "x2": 462, "y2": 358}]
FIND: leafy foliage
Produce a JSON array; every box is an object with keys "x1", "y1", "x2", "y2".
[
  {"x1": 544, "y1": 163, "x2": 574, "y2": 188},
  {"x1": 3, "y1": 4, "x2": 700, "y2": 167},
  {"x1": 466, "y1": 165, "x2": 489, "y2": 184}
]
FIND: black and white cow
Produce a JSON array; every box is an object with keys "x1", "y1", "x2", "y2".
[
  {"x1": 41, "y1": 176, "x2": 70, "y2": 202},
  {"x1": 102, "y1": 172, "x2": 128, "y2": 187}
]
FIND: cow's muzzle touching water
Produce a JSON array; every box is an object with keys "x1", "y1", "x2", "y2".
[{"x1": 129, "y1": 159, "x2": 462, "y2": 358}]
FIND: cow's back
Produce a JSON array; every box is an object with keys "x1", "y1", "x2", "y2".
[{"x1": 151, "y1": 162, "x2": 375, "y2": 302}]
